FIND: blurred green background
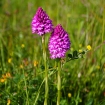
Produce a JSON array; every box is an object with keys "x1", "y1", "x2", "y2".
[{"x1": 0, "y1": 0, "x2": 105, "y2": 105}]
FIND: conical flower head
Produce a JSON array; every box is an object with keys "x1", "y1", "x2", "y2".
[
  {"x1": 31, "y1": 7, "x2": 53, "y2": 36},
  {"x1": 48, "y1": 24, "x2": 71, "y2": 59}
]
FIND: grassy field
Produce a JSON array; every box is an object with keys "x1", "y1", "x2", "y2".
[{"x1": 0, "y1": 0, "x2": 105, "y2": 105}]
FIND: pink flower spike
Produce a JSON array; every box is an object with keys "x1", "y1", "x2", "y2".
[
  {"x1": 48, "y1": 24, "x2": 71, "y2": 59},
  {"x1": 31, "y1": 7, "x2": 53, "y2": 36}
]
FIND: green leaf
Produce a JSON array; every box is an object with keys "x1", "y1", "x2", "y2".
[
  {"x1": 41, "y1": 65, "x2": 45, "y2": 70},
  {"x1": 81, "y1": 51, "x2": 85, "y2": 54},
  {"x1": 60, "y1": 99, "x2": 68, "y2": 105},
  {"x1": 99, "y1": 99, "x2": 105, "y2": 105},
  {"x1": 86, "y1": 98, "x2": 94, "y2": 105},
  {"x1": 73, "y1": 50, "x2": 78, "y2": 59},
  {"x1": 13, "y1": 74, "x2": 24, "y2": 84},
  {"x1": 68, "y1": 54, "x2": 72, "y2": 58}
]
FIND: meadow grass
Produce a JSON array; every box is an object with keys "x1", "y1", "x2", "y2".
[{"x1": 0, "y1": 0, "x2": 105, "y2": 105}]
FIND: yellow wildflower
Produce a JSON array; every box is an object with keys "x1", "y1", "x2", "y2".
[
  {"x1": 7, "y1": 99, "x2": 10, "y2": 105},
  {"x1": 21, "y1": 44, "x2": 25, "y2": 48},
  {"x1": 6, "y1": 73, "x2": 11, "y2": 78},
  {"x1": 20, "y1": 64, "x2": 24, "y2": 69},
  {"x1": 33, "y1": 61, "x2": 38, "y2": 67},
  {"x1": 2, "y1": 74, "x2": 6, "y2": 79},
  {"x1": 8, "y1": 58, "x2": 12, "y2": 63},
  {"x1": 79, "y1": 49, "x2": 82, "y2": 53},
  {"x1": 86, "y1": 45, "x2": 91, "y2": 50},
  {"x1": 68, "y1": 93, "x2": 72, "y2": 98},
  {"x1": 0, "y1": 78, "x2": 6, "y2": 83}
]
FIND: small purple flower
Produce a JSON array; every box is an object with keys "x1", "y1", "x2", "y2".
[
  {"x1": 48, "y1": 24, "x2": 70, "y2": 59},
  {"x1": 31, "y1": 7, "x2": 53, "y2": 36}
]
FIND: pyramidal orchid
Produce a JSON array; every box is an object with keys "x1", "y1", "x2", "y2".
[
  {"x1": 48, "y1": 24, "x2": 70, "y2": 105},
  {"x1": 31, "y1": 7, "x2": 53, "y2": 36},
  {"x1": 48, "y1": 24, "x2": 70, "y2": 59},
  {"x1": 32, "y1": 7, "x2": 53, "y2": 105}
]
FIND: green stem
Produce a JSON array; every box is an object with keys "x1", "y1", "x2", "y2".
[
  {"x1": 57, "y1": 0, "x2": 59, "y2": 24},
  {"x1": 33, "y1": 69, "x2": 57, "y2": 105},
  {"x1": 75, "y1": 90, "x2": 80, "y2": 105},
  {"x1": 86, "y1": 7, "x2": 89, "y2": 45},
  {"x1": 42, "y1": 36, "x2": 48, "y2": 105},
  {"x1": 101, "y1": 5, "x2": 105, "y2": 59},
  {"x1": 33, "y1": 78, "x2": 45, "y2": 105},
  {"x1": 23, "y1": 69, "x2": 29, "y2": 105},
  {"x1": 0, "y1": 37, "x2": 5, "y2": 71},
  {"x1": 57, "y1": 60, "x2": 61, "y2": 105},
  {"x1": 66, "y1": 0, "x2": 68, "y2": 31}
]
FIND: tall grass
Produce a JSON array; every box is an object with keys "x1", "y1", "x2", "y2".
[{"x1": 0, "y1": 0, "x2": 105, "y2": 105}]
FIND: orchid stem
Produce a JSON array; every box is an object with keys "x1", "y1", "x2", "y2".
[
  {"x1": 42, "y1": 35, "x2": 48, "y2": 105},
  {"x1": 57, "y1": 59, "x2": 61, "y2": 105}
]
